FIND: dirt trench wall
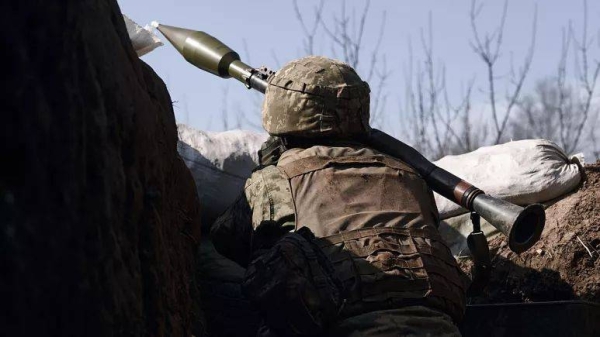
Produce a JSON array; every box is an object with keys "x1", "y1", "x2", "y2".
[{"x1": 1, "y1": 1, "x2": 204, "y2": 336}]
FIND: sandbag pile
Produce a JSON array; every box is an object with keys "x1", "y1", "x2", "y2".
[{"x1": 177, "y1": 124, "x2": 267, "y2": 225}]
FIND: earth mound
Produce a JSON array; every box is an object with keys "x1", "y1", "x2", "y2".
[{"x1": 460, "y1": 163, "x2": 600, "y2": 303}]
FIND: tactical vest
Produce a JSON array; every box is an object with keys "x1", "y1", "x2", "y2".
[{"x1": 244, "y1": 145, "x2": 467, "y2": 322}]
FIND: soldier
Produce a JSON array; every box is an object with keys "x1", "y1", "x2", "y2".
[{"x1": 211, "y1": 56, "x2": 468, "y2": 337}]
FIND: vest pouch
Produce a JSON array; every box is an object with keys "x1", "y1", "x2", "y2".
[
  {"x1": 316, "y1": 227, "x2": 468, "y2": 322},
  {"x1": 242, "y1": 227, "x2": 343, "y2": 337}
]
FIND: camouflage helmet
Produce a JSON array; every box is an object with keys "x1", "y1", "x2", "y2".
[{"x1": 262, "y1": 56, "x2": 371, "y2": 138}]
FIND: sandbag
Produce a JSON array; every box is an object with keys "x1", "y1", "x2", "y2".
[
  {"x1": 177, "y1": 124, "x2": 268, "y2": 224},
  {"x1": 434, "y1": 139, "x2": 583, "y2": 219},
  {"x1": 434, "y1": 139, "x2": 583, "y2": 255},
  {"x1": 123, "y1": 15, "x2": 163, "y2": 57}
]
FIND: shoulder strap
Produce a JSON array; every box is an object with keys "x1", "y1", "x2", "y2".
[
  {"x1": 258, "y1": 136, "x2": 288, "y2": 167},
  {"x1": 279, "y1": 154, "x2": 417, "y2": 179}
]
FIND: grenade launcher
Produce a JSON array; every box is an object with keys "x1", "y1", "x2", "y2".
[{"x1": 156, "y1": 24, "x2": 545, "y2": 254}]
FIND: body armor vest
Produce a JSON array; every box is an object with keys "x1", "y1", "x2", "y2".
[{"x1": 245, "y1": 145, "x2": 467, "y2": 322}]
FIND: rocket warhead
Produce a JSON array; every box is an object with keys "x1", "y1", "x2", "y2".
[
  {"x1": 156, "y1": 23, "x2": 243, "y2": 79},
  {"x1": 156, "y1": 23, "x2": 270, "y2": 93}
]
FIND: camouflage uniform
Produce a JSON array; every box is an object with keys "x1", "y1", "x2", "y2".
[{"x1": 211, "y1": 56, "x2": 467, "y2": 337}]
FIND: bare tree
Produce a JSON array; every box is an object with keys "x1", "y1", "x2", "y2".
[
  {"x1": 470, "y1": 0, "x2": 537, "y2": 144},
  {"x1": 293, "y1": 0, "x2": 389, "y2": 127},
  {"x1": 293, "y1": 0, "x2": 324, "y2": 55},
  {"x1": 445, "y1": 78, "x2": 487, "y2": 155},
  {"x1": 223, "y1": 0, "x2": 599, "y2": 162},
  {"x1": 228, "y1": 1, "x2": 389, "y2": 131},
  {"x1": 568, "y1": 0, "x2": 600, "y2": 154},
  {"x1": 511, "y1": 79, "x2": 578, "y2": 142},
  {"x1": 402, "y1": 14, "x2": 480, "y2": 160},
  {"x1": 226, "y1": 40, "x2": 270, "y2": 131},
  {"x1": 402, "y1": 15, "x2": 449, "y2": 159},
  {"x1": 377, "y1": 0, "x2": 596, "y2": 161},
  {"x1": 399, "y1": 0, "x2": 541, "y2": 160},
  {"x1": 510, "y1": 0, "x2": 599, "y2": 157},
  {"x1": 220, "y1": 86, "x2": 229, "y2": 131}
]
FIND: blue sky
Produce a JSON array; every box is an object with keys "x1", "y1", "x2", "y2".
[{"x1": 119, "y1": 0, "x2": 599, "y2": 140}]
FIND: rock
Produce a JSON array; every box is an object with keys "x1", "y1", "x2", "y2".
[{"x1": 1, "y1": 1, "x2": 204, "y2": 336}]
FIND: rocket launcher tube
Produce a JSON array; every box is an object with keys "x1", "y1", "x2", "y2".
[
  {"x1": 157, "y1": 24, "x2": 545, "y2": 253},
  {"x1": 156, "y1": 24, "x2": 268, "y2": 92}
]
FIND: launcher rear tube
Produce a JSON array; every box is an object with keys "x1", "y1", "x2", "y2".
[{"x1": 366, "y1": 129, "x2": 482, "y2": 209}]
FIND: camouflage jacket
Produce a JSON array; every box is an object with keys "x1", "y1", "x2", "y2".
[{"x1": 210, "y1": 162, "x2": 295, "y2": 267}]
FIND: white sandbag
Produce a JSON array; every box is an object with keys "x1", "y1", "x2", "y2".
[
  {"x1": 123, "y1": 15, "x2": 163, "y2": 57},
  {"x1": 433, "y1": 139, "x2": 583, "y2": 220},
  {"x1": 177, "y1": 124, "x2": 267, "y2": 222}
]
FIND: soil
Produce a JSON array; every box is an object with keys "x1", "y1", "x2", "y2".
[
  {"x1": 1, "y1": 1, "x2": 204, "y2": 336},
  {"x1": 459, "y1": 163, "x2": 600, "y2": 304}
]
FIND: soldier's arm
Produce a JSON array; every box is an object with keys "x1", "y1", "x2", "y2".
[
  {"x1": 210, "y1": 192, "x2": 254, "y2": 267},
  {"x1": 211, "y1": 166, "x2": 296, "y2": 265}
]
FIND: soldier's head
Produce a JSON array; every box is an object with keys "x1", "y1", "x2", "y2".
[{"x1": 262, "y1": 56, "x2": 371, "y2": 140}]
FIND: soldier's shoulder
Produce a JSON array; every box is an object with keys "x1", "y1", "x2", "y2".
[{"x1": 244, "y1": 165, "x2": 291, "y2": 198}]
